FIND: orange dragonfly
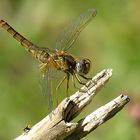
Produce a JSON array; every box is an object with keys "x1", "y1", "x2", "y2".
[{"x1": 0, "y1": 9, "x2": 97, "y2": 112}]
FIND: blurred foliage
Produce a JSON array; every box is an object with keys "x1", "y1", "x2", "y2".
[{"x1": 0, "y1": 0, "x2": 140, "y2": 139}]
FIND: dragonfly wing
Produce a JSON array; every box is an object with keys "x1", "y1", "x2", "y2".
[
  {"x1": 39, "y1": 68, "x2": 53, "y2": 114},
  {"x1": 39, "y1": 68, "x2": 65, "y2": 114},
  {"x1": 55, "y1": 9, "x2": 97, "y2": 51}
]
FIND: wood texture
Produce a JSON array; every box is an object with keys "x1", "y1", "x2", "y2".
[{"x1": 15, "y1": 69, "x2": 130, "y2": 140}]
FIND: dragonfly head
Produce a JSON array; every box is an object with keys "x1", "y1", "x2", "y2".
[{"x1": 75, "y1": 58, "x2": 91, "y2": 75}]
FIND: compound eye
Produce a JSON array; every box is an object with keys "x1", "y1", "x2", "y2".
[
  {"x1": 83, "y1": 59, "x2": 91, "y2": 74},
  {"x1": 77, "y1": 63, "x2": 83, "y2": 71},
  {"x1": 75, "y1": 60, "x2": 84, "y2": 74},
  {"x1": 75, "y1": 59, "x2": 91, "y2": 75}
]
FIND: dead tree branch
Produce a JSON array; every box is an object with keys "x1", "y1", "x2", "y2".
[{"x1": 15, "y1": 69, "x2": 130, "y2": 140}]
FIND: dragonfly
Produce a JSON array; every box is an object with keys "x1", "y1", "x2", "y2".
[{"x1": 0, "y1": 9, "x2": 97, "y2": 112}]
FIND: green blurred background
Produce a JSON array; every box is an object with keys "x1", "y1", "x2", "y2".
[{"x1": 0, "y1": 0, "x2": 140, "y2": 139}]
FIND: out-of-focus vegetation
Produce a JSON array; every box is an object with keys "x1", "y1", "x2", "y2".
[{"x1": 0, "y1": 0, "x2": 140, "y2": 139}]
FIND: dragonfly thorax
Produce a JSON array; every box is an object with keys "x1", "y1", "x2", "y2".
[
  {"x1": 75, "y1": 58, "x2": 91, "y2": 75},
  {"x1": 50, "y1": 52, "x2": 91, "y2": 76},
  {"x1": 47, "y1": 51, "x2": 76, "y2": 73}
]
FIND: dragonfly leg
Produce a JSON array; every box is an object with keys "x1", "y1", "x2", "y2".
[
  {"x1": 80, "y1": 75, "x2": 98, "y2": 86},
  {"x1": 74, "y1": 73, "x2": 86, "y2": 85},
  {"x1": 66, "y1": 73, "x2": 70, "y2": 97},
  {"x1": 80, "y1": 75, "x2": 92, "y2": 80},
  {"x1": 74, "y1": 74, "x2": 90, "y2": 93},
  {"x1": 72, "y1": 75, "x2": 80, "y2": 90},
  {"x1": 56, "y1": 75, "x2": 67, "y2": 105}
]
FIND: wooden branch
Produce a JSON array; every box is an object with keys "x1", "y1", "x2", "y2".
[
  {"x1": 65, "y1": 94, "x2": 129, "y2": 140},
  {"x1": 15, "y1": 69, "x2": 130, "y2": 140}
]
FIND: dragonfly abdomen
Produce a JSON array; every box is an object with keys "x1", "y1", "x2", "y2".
[
  {"x1": 29, "y1": 47, "x2": 50, "y2": 63},
  {"x1": 0, "y1": 20, "x2": 33, "y2": 49},
  {"x1": 0, "y1": 19, "x2": 50, "y2": 63}
]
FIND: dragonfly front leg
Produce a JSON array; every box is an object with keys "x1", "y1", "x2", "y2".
[
  {"x1": 80, "y1": 74, "x2": 98, "y2": 86},
  {"x1": 74, "y1": 73, "x2": 86, "y2": 85},
  {"x1": 80, "y1": 75, "x2": 92, "y2": 80},
  {"x1": 74, "y1": 73, "x2": 89, "y2": 92}
]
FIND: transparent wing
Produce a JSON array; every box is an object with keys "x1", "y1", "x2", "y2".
[
  {"x1": 39, "y1": 68, "x2": 65, "y2": 114},
  {"x1": 55, "y1": 9, "x2": 97, "y2": 51},
  {"x1": 39, "y1": 68, "x2": 53, "y2": 114}
]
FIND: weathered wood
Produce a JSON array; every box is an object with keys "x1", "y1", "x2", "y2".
[{"x1": 15, "y1": 69, "x2": 130, "y2": 140}]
